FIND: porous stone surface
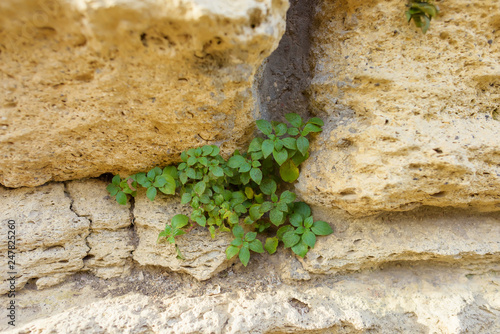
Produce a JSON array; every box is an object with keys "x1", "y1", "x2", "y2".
[
  {"x1": 133, "y1": 192, "x2": 234, "y2": 281},
  {"x1": 0, "y1": 0, "x2": 289, "y2": 188},
  {"x1": 2, "y1": 265, "x2": 499, "y2": 334},
  {"x1": 297, "y1": 0, "x2": 500, "y2": 216},
  {"x1": 301, "y1": 206, "x2": 500, "y2": 275},
  {"x1": 66, "y1": 179, "x2": 135, "y2": 278},
  {"x1": 0, "y1": 183, "x2": 89, "y2": 294}
]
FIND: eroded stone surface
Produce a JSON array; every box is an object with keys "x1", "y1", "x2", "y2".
[
  {"x1": 2, "y1": 265, "x2": 499, "y2": 334},
  {"x1": 297, "y1": 0, "x2": 500, "y2": 216},
  {"x1": 66, "y1": 179, "x2": 135, "y2": 278},
  {"x1": 133, "y1": 192, "x2": 234, "y2": 281},
  {"x1": 301, "y1": 206, "x2": 500, "y2": 275},
  {"x1": 0, "y1": 0, "x2": 289, "y2": 187},
  {"x1": 0, "y1": 183, "x2": 89, "y2": 294}
]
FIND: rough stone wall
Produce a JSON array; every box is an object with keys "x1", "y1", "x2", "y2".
[
  {"x1": 297, "y1": 0, "x2": 500, "y2": 216},
  {"x1": 0, "y1": 0, "x2": 288, "y2": 187},
  {"x1": 1, "y1": 0, "x2": 500, "y2": 333}
]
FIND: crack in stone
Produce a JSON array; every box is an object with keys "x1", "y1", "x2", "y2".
[{"x1": 63, "y1": 181, "x2": 92, "y2": 268}]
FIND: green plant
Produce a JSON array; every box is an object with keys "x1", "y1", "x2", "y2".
[
  {"x1": 107, "y1": 113, "x2": 333, "y2": 266},
  {"x1": 405, "y1": 1, "x2": 439, "y2": 34}
]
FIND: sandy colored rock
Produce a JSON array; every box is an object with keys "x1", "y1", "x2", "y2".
[
  {"x1": 66, "y1": 179, "x2": 135, "y2": 278},
  {"x1": 0, "y1": 183, "x2": 89, "y2": 294},
  {"x1": 66, "y1": 179, "x2": 132, "y2": 230},
  {"x1": 301, "y1": 206, "x2": 500, "y2": 275},
  {"x1": 298, "y1": 0, "x2": 500, "y2": 216},
  {"x1": 2, "y1": 265, "x2": 499, "y2": 333},
  {"x1": 133, "y1": 192, "x2": 234, "y2": 281},
  {"x1": 84, "y1": 229, "x2": 134, "y2": 279},
  {"x1": 0, "y1": 0, "x2": 289, "y2": 188}
]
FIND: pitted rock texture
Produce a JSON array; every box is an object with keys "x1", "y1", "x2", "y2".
[
  {"x1": 0, "y1": 0, "x2": 289, "y2": 188},
  {"x1": 66, "y1": 179, "x2": 135, "y2": 278},
  {"x1": 2, "y1": 266, "x2": 499, "y2": 334},
  {"x1": 0, "y1": 183, "x2": 89, "y2": 294},
  {"x1": 133, "y1": 192, "x2": 234, "y2": 281},
  {"x1": 301, "y1": 206, "x2": 500, "y2": 275},
  {"x1": 297, "y1": 0, "x2": 500, "y2": 216}
]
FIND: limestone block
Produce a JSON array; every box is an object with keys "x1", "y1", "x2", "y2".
[
  {"x1": 5, "y1": 267, "x2": 500, "y2": 334},
  {"x1": 66, "y1": 179, "x2": 131, "y2": 230},
  {"x1": 0, "y1": 0, "x2": 289, "y2": 188},
  {"x1": 300, "y1": 207, "x2": 500, "y2": 275},
  {"x1": 84, "y1": 229, "x2": 135, "y2": 279},
  {"x1": 133, "y1": 192, "x2": 234, "y2": 281},
  {"x1": 0, "y1": 183, "x2": 89, "y2": 294},
  {"x1": 299, "y1": 0, "x2": 500, "y2": 216}
]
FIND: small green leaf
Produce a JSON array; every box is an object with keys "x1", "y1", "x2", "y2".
[
  {"x1": 116, "y1": 191, "x2": 127, "y2": 205},
  {"x1": 198, "y1": 157, "x2": 208, "y2": 166},
  {"x1": 153, "y1": 175, "x2": 167, "y2": 188},
  {"x1": 147, "y1": 169, "x2": 155, "y2": 181},
  {"x1": 239, "y1": 162, "x2": 252, "y2": 173},
  {"x1": 112, "y1": 175, "x2": 121, "y2": 186},
  {"x1": 291, "y1": 241, "x2": 309, "y2": 258},
  {"x1": 277, "y1": 225, "x2": 294, "y2": 240},
  {"x1": 275, "y1": 123, "x2": 287, "y2": 136},
  {"x1": 234, "y1": 204, "x2": 247, "y2": 214},
  {"x1": 259, "y1": 201, "x2": 273, "y2": 213},
  {"x1": 228, "y1": 155, "x2": 246, "y2": 168},
  {"x1": 240, "y1": 172, "x2": 251, "y2": 185},
  {"x1": 311, "y1": 221, "x2": 333, "y2": 235},
  {"x1": 260, "y1": 179, "x2": 277, "y2": 195},
  {"x1": 262, "y1": 139, "x2": 274, "y2": 158},
  {"x1": 202, "y1": 145, "x2": 213, "y2": 156},
  {"x1": 283, "y1": 231, "x2": 300, "y2": 248},
  {"x1": 226, "y1": 245, "x2": 240, "y2": 260},
  {"x1": 285, "y1": 113, "x2": 302, "y2": 127},
  {"x1": 289, "y1": 213, "x2": 303, "y2": 227},
  {"x1": 136, "y1": 173, "x2": 147, "y2": 185},
  {"x1": 107, "y1": 184, "x2": 119, "y2": 196},
  {"x1": 210, "y1": 146, "x2": 220, "y2": 156},
  {"x1": 293, "y1": 202, "x2": 311, "y2": 219},
  {"x1": 181, "y1": 151, "x2": 188, "y2": 162},
  {"x1": 194, "y1": 181, "x2": 206, "y2": 196},
  {"x1": 245, "y1": 231, "x2": 257, "y2": 242},
  {"x1": 301, "y1": 124, "x2": 322, "y2": 136},
  {"x1": 274, "y1": 139, "x2": 284, "y2": 151},
  {"x1": 194, "y1": 214, "x2": 205, "y2": 226},
  {"x1": 179, "y1": 172, "x2": 188, "y2": 184},
  {"x1": 211, "y1": 166, "x2": 224, "y2": 177},
  {"x1": 239, "y1": 244, "x2": 250, "y2": 266},
  {"x1": 307, "y1": 117, "x2": 324, "y2": 127},
  {"x1": 249, "y1": 205, "x2": 263, "y2": 221},
  {"x1": 264, "y1": 237, "x2": 279, "y2": 254},
  {"x1": 250, "y1": 168, "x2": 263, "y2": 185},
  {"x1": 273, "y1": 148, "x2": 288, "y2": 166},
  {"x1": 232, "y1": 225, "x2": 244, "y2": 238},
  {"x1": 280, "y1": 159, "x2": 300, "y2": 183},
  {"x1": 282, "y1": 137, "x2": 297, "y2": 150},
  {"x1": 249, "y1": 239, "x2": 264, "y2": 253},
  {"x1": 280, "y1": 190, "x2": 297, "y2": 204},
  {"x1": 181, "y1": 192, "x2": 192, "y2": 204},
  {"x1": 245, "y1": 187, "x2": 254, "y2": 199},
  {"x1": 287, "y1": 127, "x2": 300, "y2": 136},
  {"x1": 171, "y1": 214, "x2": 189, "y2": 229},
  {"x1": 292, "y1": 151, "x2": 309, "y2": 166},
  {"x1": 163, "y1": 166, "x2": 177, "y2": 179},
  {"x1": 271, "y1": 193, "x2": 279, "y2": 203},
  {"x1": 296, "y1": 136, "x2": 309, "y2": 156},
  {"x1": 304, "y1": 216, "x2": 314, "y2": 228},
  {"x1": 302, "y1": 230, "x2": 316, "y2": 248},
  {"x1": 270, "y1": 209, "x2": 284, "y2": 226},
  {"x1": 146, "y1": 187, "x2": 157, "y2": 201},
  {"x1": 248, "y1": 137, "x2": 263, "y2": 152},
  {"x1": 186, "y1": 168, "x2": 196, "y2": 179},
  {"x1": 256, "y1": 119, "x2": 273, "y2": 136},
  {"x1": 228, "y1": 212, "x2": 239, "y2": 225},
  {"x1": 231, "y1": 237, "x2": 243, "y2": 246}
]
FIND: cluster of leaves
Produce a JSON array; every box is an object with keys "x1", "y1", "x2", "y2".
[
  {"x1": 405, "y1": 1, "x2": 439, "y2": 34},
  {"x1": 107, "y1": 113, "x2": 333, "y2": 266}
]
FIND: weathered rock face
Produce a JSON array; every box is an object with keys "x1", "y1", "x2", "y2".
[
  {"x1": 0, "y1": 0, "x2": 289, "y2": 187},
  {"x1": 0, "y1": 183, "x2": 90, "y2": 294},
  {"x1": 297, "y1": 0, "x2": 500, "y2": 216},
  {"x1": 133, "y1": 192, "x2": 234, "y2": 281}
]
